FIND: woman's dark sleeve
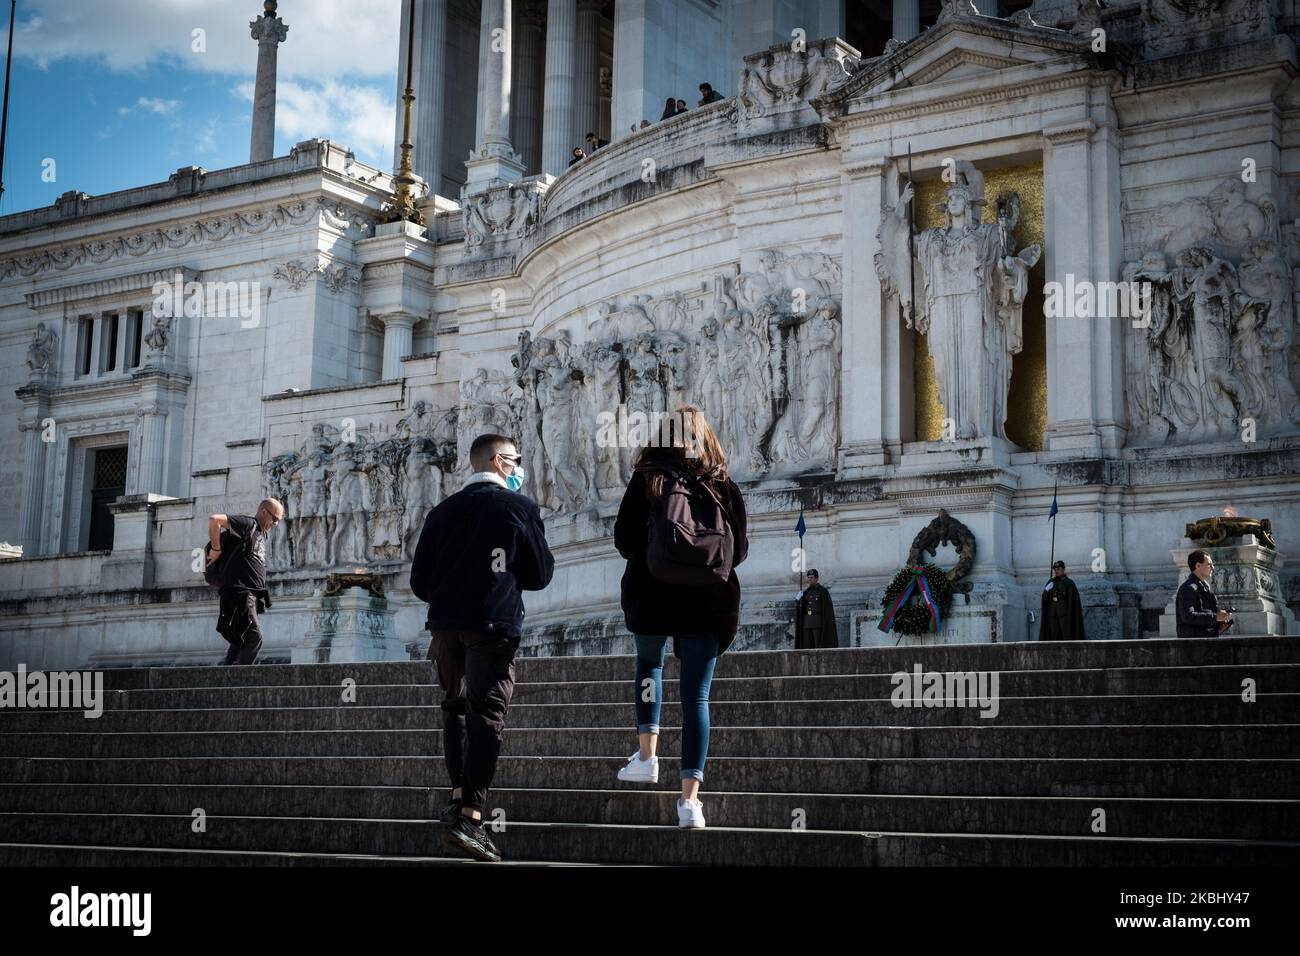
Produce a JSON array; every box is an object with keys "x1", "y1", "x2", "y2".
[
  {"x1": 728, "y1": 480, "x2": 749, "y2": 566},
  {"x1": 614, "y1": 472, "x2": 647, "y2": 560}
]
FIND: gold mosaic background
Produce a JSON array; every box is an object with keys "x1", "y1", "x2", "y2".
[{"x1": 912, "y1": 162, "x2": 1046, "y2": 449}]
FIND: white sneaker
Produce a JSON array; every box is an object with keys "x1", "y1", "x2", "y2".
[
  {"x1": 617, "y1": 752, "x2": 659, "y2": 783},
  {"x1": 677, "y1": 797, "x2": 706, "y2": 829}
]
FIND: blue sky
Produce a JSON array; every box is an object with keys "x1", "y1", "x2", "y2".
[{"x1": 0, "y1": 0, "x2": 400, "y2": 217}]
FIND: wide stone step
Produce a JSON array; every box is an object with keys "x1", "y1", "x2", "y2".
[
  {"x1": 0, "y1": 724, "x2": 1292, "y2": 759},
  {"x1": 3, "y1": 693, "x2": 1295, "y2": 732},
  {"x1": 0, "y1": 842, "x2": 588, "y2": 866},
  {"x1": 4, "y1": 755, "x2": 1294, "y2": 798},
  {"x1": 79, "y1": 637, "x2": 1300, "y2": 690},
  {"x1": 24, "y1": 664, "x2": 1300, "y2": 711},
  {"x1": 0, "y1": 811, "x2": 1294, "y2": 866},
  {"x1": 1, "y1": 783, "x2": 1293, "y2": 841}
]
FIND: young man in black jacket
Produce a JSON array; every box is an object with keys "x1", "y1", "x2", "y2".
[
  {"x1": 410, "y1": 433, "x2": 554, "y2": 862},
  {"x1": 1176, "y1": 549, "x2": 1231, "y2": 637}
]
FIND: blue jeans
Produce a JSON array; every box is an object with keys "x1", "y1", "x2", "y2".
[{"x1": 634, "y1": 633, "x2": 720, "y2": 782}]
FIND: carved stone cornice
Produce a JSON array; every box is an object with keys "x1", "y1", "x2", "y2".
[
  {"x1": 0, "y1": 197, "x2": 373, "y2": 284},
  {"x1": 23, "y1": 267, "x2": 200, "y2": 311},
  {"x1": 1043, "y1": 119, "x2": 1097, "y2": 146}
]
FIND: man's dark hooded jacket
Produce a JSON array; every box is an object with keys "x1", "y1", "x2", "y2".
[{"x1": 410, "y1": 478, "x2": 554, "y2": 638}]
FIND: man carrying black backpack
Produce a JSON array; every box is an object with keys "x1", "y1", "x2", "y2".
[
  {"x1": 410, "y1": 433, "x2": 554, "y2": 862},
  {"x1": 207, "y1": 499, "x2": 283, "y2": 666}
]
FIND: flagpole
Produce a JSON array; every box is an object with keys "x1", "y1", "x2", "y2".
[
  {"x1": 0, "y1": 0, "x2": 16, "y2": 202},
  {"x1": 1049, "y1": 482, "x2": 1058, "y2": 572},
  {"x1": 906, "y1": 142, "x2": 916, "y2": 328}
]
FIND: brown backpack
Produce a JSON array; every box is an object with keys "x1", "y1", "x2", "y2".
[{"x1": 645, "y1": 471, "x2": 734, "y2": 587}]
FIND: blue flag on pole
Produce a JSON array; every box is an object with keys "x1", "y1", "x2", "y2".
[
  {"x1": 1048, "y1": 486, "x2": 1058, "y2": 520},
  {"x1": 795, "y1": 509, "x2": 806, "y2": 539}
]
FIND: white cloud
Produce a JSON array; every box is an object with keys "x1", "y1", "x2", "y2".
[
  {"x1": 11, "y1": 0, "x2": 400, "y2": 82},
  {"x1": 119, "y1": 97, "x2": 181, "y2": 117},
  {"x1": 236, "y1": 78, "x2": 396, "y2": 168}
]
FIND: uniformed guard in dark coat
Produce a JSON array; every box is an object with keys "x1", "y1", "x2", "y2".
[
  {"x1": 1039, "y1": 560, "x2": 1085, "y2": 641},
  {"x1": 1176, "y1": 549, "x2": 1231, "y2": 637},
  {"x1": 795, "y1": 569, "x2": 839, "y2": 648}
]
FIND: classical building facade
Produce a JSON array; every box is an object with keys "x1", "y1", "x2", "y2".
[{"x1": 2, "y1": 0, "x2": 1299, "y2": 668}]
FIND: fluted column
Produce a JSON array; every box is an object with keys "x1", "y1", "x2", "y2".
[
  {"x1": 466, "y1": 0, "x2": 525, "y2": 187},
  {"x1": 573, "y1": 0, "x2": 602, "y2": 144},
  {"x1": 542, "y1": 0, "x2": 577, "y2": 176},
  {"x1": 249, "y1": 1, "x2": 289, "y2": 163},
  {"x1": 19, "y1": 418, "x2": 48, "y2": 556},
  {"x1": 513, "y1": 0, "x2": 545, "y2": 175},
  {"x1": 892, "y1": 0, "x2": 919, "y2": 41},
  {"x1": 379, "y1": 314, "x2": 416, "y2": 380},
  {"x1": 135, "y1": 406, "x2": 167, "y2": 495}
]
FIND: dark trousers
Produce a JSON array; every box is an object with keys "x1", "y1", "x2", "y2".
[
  {"x1": 427, "y1": 629, "x2": 518, "y2": 812},
  {"x1": 216, "y1": 591, "x2": 263, "y2": 665}
]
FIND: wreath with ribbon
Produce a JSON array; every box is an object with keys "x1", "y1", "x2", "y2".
[{"x1": 877, "y1": 563, "x2": 954, "y2": 636}]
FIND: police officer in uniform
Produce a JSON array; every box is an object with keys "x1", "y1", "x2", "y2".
[
  {"x1": 795, "y1": 569, "x2": 838, "y2": 649},
  {"x1": 1176, "y1": 549, "x2": 1231, "y2": 637}
]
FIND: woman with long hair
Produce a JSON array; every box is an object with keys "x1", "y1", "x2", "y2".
[
  {"x1": 612, "y1": 405, "x2": 748, "y2": 828},
  {"x1": 660, "y1": 97, "x2": 677, "y2": 120}
]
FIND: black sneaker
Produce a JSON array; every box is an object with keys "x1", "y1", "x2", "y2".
[
  {"x1": 437, "y1": 795, "x2": 463, "y2": 824},
  {"x1": 443, "y1": 814, "x2": 502, "y2": 863}
]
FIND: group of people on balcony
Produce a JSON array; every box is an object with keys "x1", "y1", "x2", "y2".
[{"x1": 566, "y1": 82, "x2": 725, "y2": 166}]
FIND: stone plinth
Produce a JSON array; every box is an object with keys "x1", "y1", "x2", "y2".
[{"x1": 292, "y1": 583, "x2": 405, "y2": 663}]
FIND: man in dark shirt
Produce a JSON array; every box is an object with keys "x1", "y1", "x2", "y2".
[
  {"x1": 697, "y1": 82, "x2": 724, "y2": 106},
  {"x1": 584, "y1": 131, "x2": 608, "y2": 153},
  {"x1": 411, "y1": 433, "x2": 554, "y2": 862},
  {"x1": 1176, "y1": 549, "x2": 1231, "y2": 637},
  {"x1": 207, "y1": 498, "x2": 283, "y2": 665}
]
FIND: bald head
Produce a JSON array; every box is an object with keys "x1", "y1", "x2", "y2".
[{"x1": 256, "y1": 498, "x2": 284, "y2": 532}]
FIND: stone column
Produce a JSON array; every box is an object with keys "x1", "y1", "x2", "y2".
[
  {"x1": 971, "y1": 0, "x2": 998, "y2": 14},
  {"x1": 542, "y1": 0, "x2": 577, "y2": 176},
  {"x1": 1042, "y1": 118, "x2": 1125, "y2": 455},
  {"x1": 839, "y1": 156, "x2": 895, "y2": 474},
  {"x1": 379, "y1": 313, "x2": 417, "y2": 379},
  {"x1": 466, "y1": 0, "x2": 525, "y2": 188},
  {"x1": 134, "y1": 405, "x2": 167, "y2": 495},
  {"x1": 249, "y1": 1, "x2": 289, "y2": 163},
  {"x1": 573, "y1": 0, "x2": 602, "y2": 143},
  {"x1": 513, "y1": 0, "x2": 546, "y2": 175},
  {"x1": 18, "y1": 415, "x2": 49, "y2": 556},
  {"x1": 892, "y1": 0, "x2": 920, "y2": 41},
  {"x1": 393, "y1": 0, "x2": 448, "y2": 196}
]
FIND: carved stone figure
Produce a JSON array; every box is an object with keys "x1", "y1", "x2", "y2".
[
  {"x1": 143, "y1": 313, "x2": 172, "y2": 359},
  {"x1": 26, "y1": 322, "x2": 57, "y2": 377},
  {"x1": 327, "y1": 443, "x2": 369, "y2": 568},
  {"x1": 877, "y1": 161, "x2": 1041, "y2": 441}
]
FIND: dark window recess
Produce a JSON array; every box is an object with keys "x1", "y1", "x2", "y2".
[
  {"x1": 80, "y1": 317, "x2": 93, "y2": 376},
  {"x1": 128, "y1": 310, "x2": 143, "y2": 369},
  {"x1": 105, "y1": 313, "x2": 119, "y2": 372},
  {"x1": 86, "y1": 446, "x2": 128, "y2": 551}
]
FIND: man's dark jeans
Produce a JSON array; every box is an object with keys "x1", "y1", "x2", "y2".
[
  {"x1": 427, "y1": 628, "x2": 518, "y2": 812},
  {"x1": 217, "y1": 590, "x2": 263, "y2": 665}
]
